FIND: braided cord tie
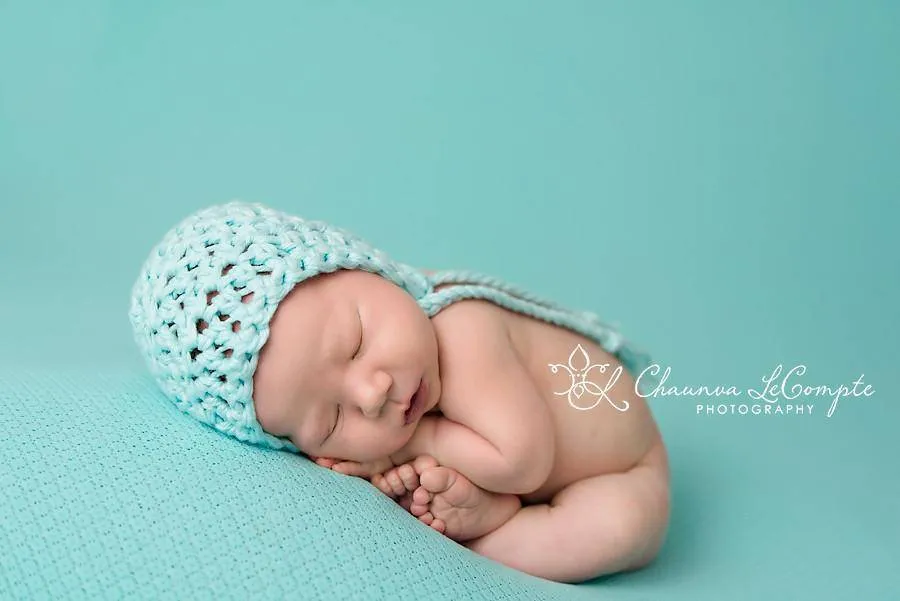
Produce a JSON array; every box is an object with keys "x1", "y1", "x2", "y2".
[{"x1": 419, "y1": 269, "x2": 660, "y2": 396}]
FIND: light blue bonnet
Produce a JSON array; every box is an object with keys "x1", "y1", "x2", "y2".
[{"x1": 129, "y1": 201, "x2": 656, "y2": 453}]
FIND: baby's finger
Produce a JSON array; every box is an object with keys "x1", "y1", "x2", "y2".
[
  {"x1": 312, "y1": 456, "x2": 338, "y2": 468},
  {"x1": 397, "y1": 464, "x2": 420, "y2": 492},
  {"x1": 371, "y1": 474, "x2": 396, "y2": 498},
  {"x1": 384, "y1": 469, "x2": 408, "y2": 497},
  {"x1": 332, "y1": 461, "x2": 367, "y2": 477}
]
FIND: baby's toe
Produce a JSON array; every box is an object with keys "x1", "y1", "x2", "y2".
[
  {"x1": 429, "y1": 518, "x2": 446, "y2": 534},
  {"x1": 416, "y1": 512, "x2": 446, "y2": 534},
  {"x1": 412, "y1": 485, "x2": 433, "y2": 506},
  {"x1": 419, "y1": 466, "x2": 456, "y2": 495},
  {"x1": 410, "y1": 454, "x2": 439, "y2": 474},
  {"x1": 408, "y1": 499, "x2": 429, "y2": 517}
]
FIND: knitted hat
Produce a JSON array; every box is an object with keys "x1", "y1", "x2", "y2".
[
  {"x1": 130, "y1": 200, "x2": 658, "y2": 454},
  {"x1": 128, "y1": 200, "x2": 438, "y2": 453}
]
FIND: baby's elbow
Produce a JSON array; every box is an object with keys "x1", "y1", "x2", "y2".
[
  {"x1": 505, "y1": 425, "x2": 555, "y2": 495},
  {"x1": 509, "y1": 458, "x2": 552, "y2": 495}
]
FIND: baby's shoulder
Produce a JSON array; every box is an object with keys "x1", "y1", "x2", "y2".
[
  {"x1": 432, "y1": 298, "x2": 511, "y2": 353},
  {"x1": 422, "y1": 268, "x2": 530, "y2": 383},
  {"x1": 431, "y1": 299, "x2": 529, "y2": 404}
]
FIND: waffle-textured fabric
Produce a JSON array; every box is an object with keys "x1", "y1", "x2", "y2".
[
  {"x1": 128, "y1": 200, "x2": 658, "y2": 454},
  {"x1": 0, "y1": 367, "x2": 652, "y2": 601}
]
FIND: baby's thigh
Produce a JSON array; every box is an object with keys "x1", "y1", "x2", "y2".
[{"x1": 552, "y1": 440, "x2": 670, "y2": 572}]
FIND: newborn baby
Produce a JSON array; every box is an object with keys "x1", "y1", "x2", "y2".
[
  {"x1": 129, "y1": 201, "x2": 670, "y2": 584},
  {"x1": 253, "y1": 269, "x2": 670, "y2": 583}
]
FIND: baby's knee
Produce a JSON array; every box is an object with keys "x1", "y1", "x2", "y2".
[{"x1": 616, "y1": 470, "x2": 670, "y2": 571}]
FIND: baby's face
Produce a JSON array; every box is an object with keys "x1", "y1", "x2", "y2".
[{"x1": 252, "y1": 269, "x2": 441, "y2": 462}]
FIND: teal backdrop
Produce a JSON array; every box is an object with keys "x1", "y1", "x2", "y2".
[{"x1": 2, "y1": 2, "x2": 897, "y2": 599}]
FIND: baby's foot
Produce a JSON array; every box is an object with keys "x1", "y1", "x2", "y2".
[
  {"x1": 371, "y1": 455, "x2": 439, "y2": 512},
  {"x1": 410, "y1": 467, "x2": 521, "y2": 542}
]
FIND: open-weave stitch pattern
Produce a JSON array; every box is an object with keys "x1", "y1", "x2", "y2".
[{"x1": 128, "y1": 201, "x2": 435, "y2": 453}]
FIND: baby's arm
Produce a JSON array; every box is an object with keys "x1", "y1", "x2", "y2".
[{"x1": 391, "y1": 308, "x2": 555, "y2": 495}]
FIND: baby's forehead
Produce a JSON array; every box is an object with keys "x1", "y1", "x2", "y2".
[
  {"x1": 262, "y1": 269, "x2": 418, "y2": 347},
  {"x1": 293, "y1": 269, "x2": 399, "y2": 302}
]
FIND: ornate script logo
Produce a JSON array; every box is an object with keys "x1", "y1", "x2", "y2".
[{"x1": 548, "y1": 343, "x2": 629, "y2": 412}]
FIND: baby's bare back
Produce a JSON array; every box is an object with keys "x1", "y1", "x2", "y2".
[
  {"x1": 505, "y1": 305, "x2": 663, "y2": 504},
  {"x1": 432, "y1": 297, "x2": 663, "y2": 506}
]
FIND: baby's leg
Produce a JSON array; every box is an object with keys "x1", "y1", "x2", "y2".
[{"x1": 464, "y1": 438, "x2": 670, "y2": 583}]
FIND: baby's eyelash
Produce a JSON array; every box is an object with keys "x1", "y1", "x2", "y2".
[
  {"x1": 330, "y1": 405, "x2": 341, "y2": 437},
  {"x1": 352, "y1": 310, "x2": 363, "y2": 359}
]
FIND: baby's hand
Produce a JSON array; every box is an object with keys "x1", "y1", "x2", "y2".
[
  {"x1": 310, "y1": 455, "x2": 395, "y2": 479},
  {"x1": 371, "y1": 455, "x2": 439, "y2": 499}
]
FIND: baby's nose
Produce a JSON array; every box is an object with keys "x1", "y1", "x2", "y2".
[{"x1": 354, "y1": 370, "x2": 392, "y2": 418}]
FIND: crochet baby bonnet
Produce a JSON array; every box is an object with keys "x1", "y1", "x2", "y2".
[{"x1": 129, "y1": 200, "x2": 657, "y2": 454}]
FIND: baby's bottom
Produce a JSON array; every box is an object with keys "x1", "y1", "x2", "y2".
[{"x1": 416, "y1": 438, "x2": 670, "y2": 583}]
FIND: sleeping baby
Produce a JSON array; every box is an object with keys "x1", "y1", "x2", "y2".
[{"x1": 129, "y1": 200, "x2": 670, "y2": 583}]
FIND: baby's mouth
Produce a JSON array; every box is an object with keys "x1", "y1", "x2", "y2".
[{"x1": 404, "y1": 378, "x2": 425, "y2": 425}]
